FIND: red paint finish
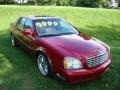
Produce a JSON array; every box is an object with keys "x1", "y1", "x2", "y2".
[
  {"x1": 11, "y1": 16, "x2": 112, "y2": 84},
  {"x1": 64, "y1": 56, "x2": 111, "y2": 83}
]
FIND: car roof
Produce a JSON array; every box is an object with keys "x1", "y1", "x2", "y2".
[{"x1": 23, "y1": 15, "x2": 61, "y2": 20}]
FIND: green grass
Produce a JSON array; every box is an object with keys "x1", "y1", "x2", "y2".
[{"x1": 0, "y1": 5, "x2": 120, "y2": 90}]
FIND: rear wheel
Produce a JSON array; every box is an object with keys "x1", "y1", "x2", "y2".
[
  {"x1": 11, "y1": 35, "x2": 17, "y2": 47},
  {"x1": 37, "y1": 53, "x2": 52, "y2": 76}
]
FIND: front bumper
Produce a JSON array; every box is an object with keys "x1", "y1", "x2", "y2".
[{"x1": 63, "y1": 56, "x2": 111, "y2": 84}]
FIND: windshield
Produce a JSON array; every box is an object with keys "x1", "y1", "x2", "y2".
[{"x1": 35, "y1": 19, "x2": 79, "y2": 36}]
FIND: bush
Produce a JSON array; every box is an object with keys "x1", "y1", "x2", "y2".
[
  {"x1": 0, "y1": 0, "x2": 113, "y2": 8},
  {"x1": 56, "y1": 0, "x2": 69, "y2": 6},
  {"x1": 77, "y1": 0, "x2": 99, "y2": 7},
  {"x1": 118, "y1": 0, "x2": 120, "y2": 7},
  {"x1": 0, "y1": 0, "x2": 15, "y2": 4},
  {"x1": 69, "y1": 0, "x2": 78, "y2": 6},
  {"x1": 99, "y1": 0, "x2": 109, "y2": 8},
  {"x1": 27, "y1": 1, "x2": 35, "y2": 5}
]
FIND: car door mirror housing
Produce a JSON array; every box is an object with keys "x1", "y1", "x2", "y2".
[{"x1": 23, "y1": 29, "x2": 33, "y2": 35}]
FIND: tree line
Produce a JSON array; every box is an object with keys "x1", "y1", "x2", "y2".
[{"x1": 0, "y1": 0, "x2": 120, "y2": 8}]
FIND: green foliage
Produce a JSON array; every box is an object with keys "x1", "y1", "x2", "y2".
[
  {"x1": 0, "y1": 0, "x2": 119, "y2": 8},
  {"x1": 27, "y1": 0, "x2": 35, "y2": 5},
  {"x1": 36, "y1": 0, "x2": 56, "y2": 5},
  {"x1": 0, "y1": 0, "x2": 14, "y2": 4},
  {"x1": 33, "y1": 0, "x2": 110, "y2": 7},
  {"x1": 77, "y1": 0, "x2": 100, "y2": 7},
  {"x1": 69, "y1": 0, "x2": 78, "y2": 6},
  {"x1": 99, "y1": 0, "x2": 109, "y2": 8},
  {"x1": 56, "y1": 0, "x2": 69, "y2": 6},
  {"x1": 118, "y1": 0, "x2": 120, "y2": 7}
]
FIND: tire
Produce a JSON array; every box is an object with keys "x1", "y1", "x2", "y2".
[
  {"x1": 11, "y1": 35, "x2": 17, "y2": 47},
  {"x1": 37, "y1": 53, "x2": 52, "y2": 76}
]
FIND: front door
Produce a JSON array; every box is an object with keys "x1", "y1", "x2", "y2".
[{"x1": 22, "y1": 18, "x2": 37, "y2": 55}]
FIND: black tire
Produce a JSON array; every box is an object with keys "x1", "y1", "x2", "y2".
[
  {"x1": 37, "y1": 53, "x2": 52, "y2": 76},
  {"x1": 11, "y1": 35, "x2": 17, "y2": 47}
]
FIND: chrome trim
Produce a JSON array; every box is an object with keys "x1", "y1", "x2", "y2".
[
  {"x1": 36, "y1": 47, "x2": 45, "y2": 52},
  {"x1": 87, "y1": 52, "x2": 107, "y2": 59},
  {"x1": 87, "y1": 52, "x2": 109, "y2": 67}
]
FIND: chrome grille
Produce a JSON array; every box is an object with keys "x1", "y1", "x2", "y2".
[{"x1": 87, "y1": 52, "x2": 109, "y2": 67}]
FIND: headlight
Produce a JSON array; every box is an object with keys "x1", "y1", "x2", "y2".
[{"x1": 63, "y1": 57, "x2": 83, "y2": 69}]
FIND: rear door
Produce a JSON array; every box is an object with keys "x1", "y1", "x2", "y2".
[{"x1": 14, "y1": 17, "x2": 26, "y2": 46}]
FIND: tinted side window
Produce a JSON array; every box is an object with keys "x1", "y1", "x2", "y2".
[
  {"x1": 16, "y1": 17, "x2": 26, "y2": 30},
  {"x1": 24, "y1": 19, "x2": 32, "y2": 29}
]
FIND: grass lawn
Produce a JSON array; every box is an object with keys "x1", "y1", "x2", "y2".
[{"x1": 0, "y1": 5, "x2": 120, "y2": 90}]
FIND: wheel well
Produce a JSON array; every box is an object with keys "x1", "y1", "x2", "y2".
[
  {"x1": 35, "y1": 50, "x2": 53, "y2": 74},
  {"x1": 35, "y1": 50, "x2": 45, "y2": 59}
]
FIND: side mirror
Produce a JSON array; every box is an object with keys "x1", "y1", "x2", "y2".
[
  {"x1": 74, "y1": 26, "x2": 77, "y2": 29},
  {"x1": 72, "y1": 25, "x2": 78, "y2": 30},
  {"x1": 23, "y1": 29, "x2": 33, "y2": 35}
]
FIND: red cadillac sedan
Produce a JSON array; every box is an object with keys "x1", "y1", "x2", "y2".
[{"x1": 10, "y1": 15, "x2": 112, "y2": 83}]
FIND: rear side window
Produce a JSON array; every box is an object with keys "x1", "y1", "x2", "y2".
[
  {"x1": 16, "y1": 17, "x2": 26, "y2": 30},
  {"x1": 24, "y1": 19, "x2": 33, "y2": 29}
]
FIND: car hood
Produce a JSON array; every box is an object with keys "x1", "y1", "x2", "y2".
[{"x1": 40, "y1": 33, "x2": 107, "y2": 58}]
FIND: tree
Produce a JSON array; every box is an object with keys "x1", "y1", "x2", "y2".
[
  {"x1": 77, "y1": 0, "x2": 100, "y2": 7},
  {"x1": 99, "y1": 0, "x2": 109, "y2": 7},
  {"x1": 0, "y1": 0, "x2": 14, "y2": 4},
  {"x1": 69, "y1": 0, "x2": 78, "y2": 6},
  {"x1": 118, "y1": 0, "x2": 120, "y2": 7},
  {"x1": 56, "y1": 0, "x2": 70, "y2": 6},
  {"x1": 35, "y1": 0, "x2": 38, "y2": 5}
]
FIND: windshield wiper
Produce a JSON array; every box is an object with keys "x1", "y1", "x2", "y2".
[
  {"x1": 40, "y1": 32, "x2": 76, "y2": 37},
  {"x1": 40, "y1": 34, "x2": 62, "y2": 37},
  {"x1": 58, "y1": 32, "x2": 75, "y2": 35}
]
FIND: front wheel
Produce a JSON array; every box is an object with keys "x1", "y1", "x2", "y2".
[{"x1": 37, "y1": 53, "x2": 52, "y2": 76}]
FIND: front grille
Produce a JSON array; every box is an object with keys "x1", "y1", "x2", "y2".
[{"x1": 87, "y1": 52, "x2": 109, "y2": 67}]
